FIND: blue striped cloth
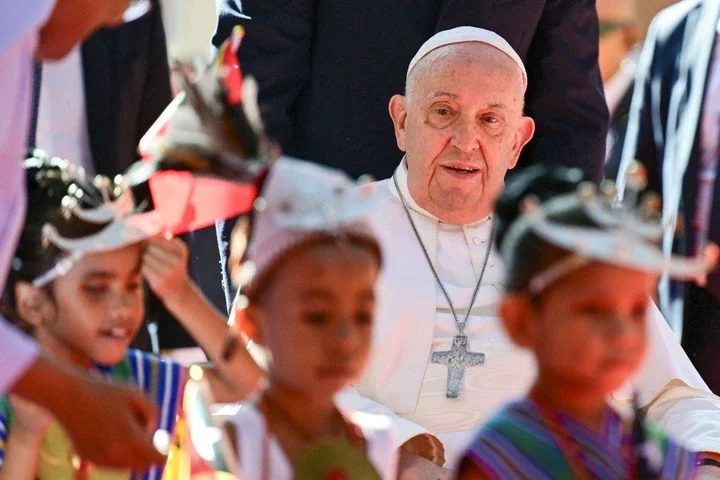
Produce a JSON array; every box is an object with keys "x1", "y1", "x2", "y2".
[
  {"x1": 462, "y1": 399, "x2": 699, "y2": 480},
  {"x1": 0, "y1": 349, "x2": 184, "y2": 480}
]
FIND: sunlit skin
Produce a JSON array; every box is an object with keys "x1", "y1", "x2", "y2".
[
  {"x1": 240, "y1": 242, "x2": 380, "y2": 461},
  {"x1": 21, "y1": 244, "x2": 145, "y2": 368},
  {"x1": 389, "y1": 42, "x2": 535, "y2": 225},
  {"x1": 500, "y1": 262, "x2": 655, "y2": 428}
]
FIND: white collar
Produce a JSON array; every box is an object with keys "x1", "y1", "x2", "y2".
[{"x1": 389, "y1": 158, "x2": 492, "y2": 227}]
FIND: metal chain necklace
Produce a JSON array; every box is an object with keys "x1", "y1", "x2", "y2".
[{"x1": 393, "y1": 173, "x2": 495, "y2": 398}]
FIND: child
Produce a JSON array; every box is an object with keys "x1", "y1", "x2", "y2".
[
  {"x1": 456, "y1": 165, "x2": 711, "y2": 480},
  {"x1": 0, "y1": 152, "x2": 261, "y2": 480},
  {"x1": 225, "y1": 158, "x2": 397, "y2": 479}
]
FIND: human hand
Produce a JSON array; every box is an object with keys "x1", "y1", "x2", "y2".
[
  {"x1": 37, "y1": 0, "x2": 131, "y2": 60},
  {"x1": 8, "y1": 394, "x2": 53, "y2": 440},
  {"x1": 142, "y1": 236, "x2": 191, "y2": 307},
  {"x1": 55, "y1": 377, "x2": 165, "y2": 469},
  {"x1": 398, "y1": 452, "x2": 452, "y2": 480}
]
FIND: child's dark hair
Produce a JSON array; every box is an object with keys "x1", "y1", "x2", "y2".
[
  {"x1": 244, "y1": 232, "x2": 383, "y2": 303},
  {"x1": 495, "y1": 165, "x2": 602, "y2": 294},
  {"x1": 0, "y1": 151, "x2": 114, "y2": 331}
]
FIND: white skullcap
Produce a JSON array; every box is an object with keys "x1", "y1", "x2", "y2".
[{"x1": 407, "y1": 26, "x2": 527, "y2": 90}]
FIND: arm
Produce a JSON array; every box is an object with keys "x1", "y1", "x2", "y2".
[
  {"x1": 142, "y1": 236, "x2": 264, "y2": 399},
  {"x1": 624, "y1": 301, "x2": 720, "y2": 455},
  {"x1": 9, "y1": 355, "x2": 164, "y2": 469},
  {"x1": 212, "y1": 0, "x2": 316, "y2": 152},
  {"x1": 520, "y1": 0, "x2": 608, "y2": 183},
  {"x1": 0, "y1": 396, "x2": 51, "y2": 480}
]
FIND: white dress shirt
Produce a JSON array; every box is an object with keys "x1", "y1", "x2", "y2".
[{"x1": 35, "y1": 45, "x2": 94, "y2": 174}]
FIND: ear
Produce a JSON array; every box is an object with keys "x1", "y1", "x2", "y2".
[
  {"x1": 498, "y1": 295, "x2": 535, "y2": 349},
  {"x1": 14, "y1": 281, "x2": 54, "y2": 329},
  {"x1": 508, "y1": 116, "x2": 535, "y2": 170},
  {"x1": 388, "y1": 94, "x2": 409, "y2": 152},
  {"x1": 238, "y1": 303, "x2": 264, "y2": 346}
]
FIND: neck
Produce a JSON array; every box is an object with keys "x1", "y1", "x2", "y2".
[
  {"x1": 35, "y1": 329, "x2": 94, "y2": 368},
  {"x1": 264, "y1": 378, "x2": 339, "y2": 439},
  {"x1": 534, "y1": 373, "x2": 608, "y2": 431}
]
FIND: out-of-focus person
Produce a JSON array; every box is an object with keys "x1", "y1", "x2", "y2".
[{"x1": 617, "y1": 0, "x2": 720, "y2": 393}]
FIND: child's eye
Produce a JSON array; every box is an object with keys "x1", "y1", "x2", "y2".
[
  {"x1": 354, "y1": 311, "x2": 373, "y2": 325},
  {"x1": 304, "y1": 312, "x2": 330, "y2": 325},
  {"x1": 83, "y1": 284, "x2": 108, "y2": 296}
]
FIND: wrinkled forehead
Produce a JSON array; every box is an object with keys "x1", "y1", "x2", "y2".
[{"x1": 407, "y1": 43, "x2": 525, "y2": 102}]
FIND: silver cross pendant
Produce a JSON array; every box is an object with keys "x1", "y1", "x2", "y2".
[{"x1": 431, "y1": 334, "x2": 485, "y2": 399}]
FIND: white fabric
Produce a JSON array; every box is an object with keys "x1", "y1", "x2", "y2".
[
  {"x1": 604, "y1": 49, "x2": 638, "y2": 117},
  {"x1": 406, "y1": 27, "x2": 527, "y2": 90},
  {"x1": 161, "y1": 0, "x2": 217, "y2": 63},
  {"x1": 228, "y1": 401, "x2": 397, "y2": 480},
  {"x1": 0, "y1": 0, "x2": 55, "y2": 393},
  {"x1": 337, "y1": 159, "x2": 720, "y2": 467},
  {"x1": 35, "y1": 46, "x2": 94, "y2": 174},
  {"x1": 245, "y1": 157, "x2": 377, "y2": 290}
]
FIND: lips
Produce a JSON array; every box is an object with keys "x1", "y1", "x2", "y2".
[
  {"x1": 99, "y1": 326, "x2": 135, "y2": 341},
  {"x1": 316, "y1": 366, "x2": 357, "y2": 381},
  {"x1": 440, "y1": 162, "x2": 481, "y2": 177}
]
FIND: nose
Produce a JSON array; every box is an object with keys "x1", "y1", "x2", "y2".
[
  {"x1": 450, "y1": 117, "x2": 480, "y2": 153},
  {"x1": 327, "y1": 318, "x2": 363, "y2": 356},
  {"x1": 110, "y1": 291, "x2": 140, "y2": 323},
  {"x1": 603, "y1": 315, "x2": 643, "y2": 347}
]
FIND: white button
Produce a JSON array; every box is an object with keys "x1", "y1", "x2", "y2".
[{"x1": 472, "y1": 236, "x2": 484, "y2": 246}]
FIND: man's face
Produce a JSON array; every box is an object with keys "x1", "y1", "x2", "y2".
[{"x1": 389, "y1": 43, "x2": 534, "y2": 224}]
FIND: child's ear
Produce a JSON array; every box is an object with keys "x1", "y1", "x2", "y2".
[
  {"x1": 499, "y1": 295, "x2": 535, "y2": 349},
  {"x1": 238, "y1": 303, "x2": 264, "y2": 346},
  {"x1": 14, "y1": 281, "x2": 54, "y2": 329}
]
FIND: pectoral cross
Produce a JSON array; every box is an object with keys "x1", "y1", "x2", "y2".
[{"x1": 431, "y1": 334, "x2": 485, "y2": 399}]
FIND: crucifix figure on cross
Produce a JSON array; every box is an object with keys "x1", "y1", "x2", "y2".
[{"x1": 431, "y1": 334, "x2": 485, "y2": 399}]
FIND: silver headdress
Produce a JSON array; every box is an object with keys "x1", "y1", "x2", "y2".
[
  {"x1": 24, "y1": 151, "x2": 163, "y2": 288},
  {"x1": 501, "y1": 162, "x2": 717, "y2": 295},
  {"x1": 241, "y1": 158, "x2": 379, "y2": 291}
]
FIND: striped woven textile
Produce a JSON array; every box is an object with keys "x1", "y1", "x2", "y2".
[
  {"x1": 0, "y1": 349, "x2": 184, "y2": 480},
  {"x1": 462, "y1": 399, "x2": 699, "y2": 480}
]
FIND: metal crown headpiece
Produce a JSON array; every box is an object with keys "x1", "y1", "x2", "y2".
[
  {"x1": 25, "y1": 151, "x2": 161, "y2": 288},
  {"x1": 502, "y1": 162, "x2": 717, "y2": 295}
]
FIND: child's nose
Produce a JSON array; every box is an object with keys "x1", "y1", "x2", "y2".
[{"x1": 604, "y1": 315, "x2": 642, "y2": 343}]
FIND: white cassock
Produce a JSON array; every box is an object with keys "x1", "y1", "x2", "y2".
[{"x1": 338, "y1": 160, "x2": 720, "y2": 469}]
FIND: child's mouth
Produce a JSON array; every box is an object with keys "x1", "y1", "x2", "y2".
[{"x1": 100, "y1": 327, "x2": 132, "y2": 340}]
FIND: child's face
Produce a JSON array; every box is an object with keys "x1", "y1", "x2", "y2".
[
  {"x1": 41, "y1": 243, "x2": 145, "y2": 366},
  {"x1": 506, "y1": 262, "x2": 654, "y2": 395},
  {"x1": 247, "y1": 242, "x2": 379, "y2": 397}
]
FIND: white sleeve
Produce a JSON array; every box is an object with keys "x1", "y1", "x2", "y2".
[
  {"x1": 615, "y1": 300, "x2": 720, "y2": 453},
  {"x1": 0, "y1": 317, "x2": 39, "y2": 393},
  {"x1": 336, "y1": 389, "x2": 446, "y2": 465}
]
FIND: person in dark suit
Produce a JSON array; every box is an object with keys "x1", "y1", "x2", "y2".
[
  {"x1": 617, "y1": 0, "x2": 720, "y2": 393},
  {"x1": 214, "y1": 0, "x2": 609, "y2": 183}
]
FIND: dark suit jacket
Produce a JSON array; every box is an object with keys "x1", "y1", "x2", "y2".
[
  {"x1": 214, "y1": 0, "x2": 608, "y2": 182},
  {"x1": 81, "y1": 0, "x2": 172, "y2": 178},
  {"x1": 617, "y1": 0, "x2": 720, "y2": 323}
]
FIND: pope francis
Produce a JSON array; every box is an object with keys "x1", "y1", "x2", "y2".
[{"x1": 334, "y1": 27, "x2": 720, "y2": 479}]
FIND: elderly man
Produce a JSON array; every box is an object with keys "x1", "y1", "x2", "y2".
[{"x1": 332, "y1": 27, "x2": 720, "y2": 478}]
